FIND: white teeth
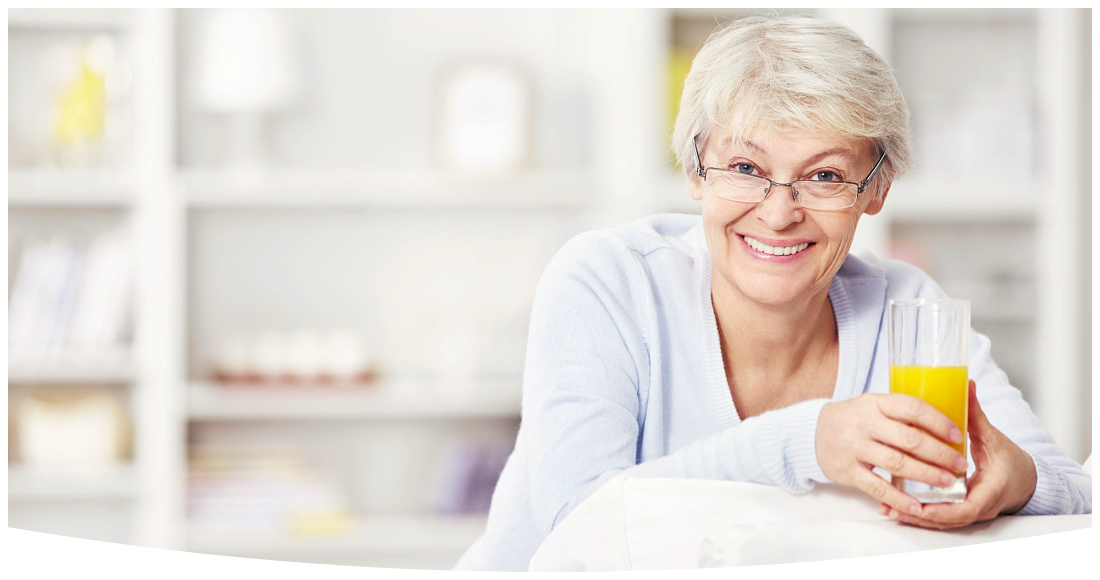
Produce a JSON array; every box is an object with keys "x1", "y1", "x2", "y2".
[{"x1": 744, "y1": 236, "x2": 810, "y2": 256}]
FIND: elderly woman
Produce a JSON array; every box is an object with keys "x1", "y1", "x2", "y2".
[{"x1": 456, "y1": 15, "x2": 1091, "y2": 571}]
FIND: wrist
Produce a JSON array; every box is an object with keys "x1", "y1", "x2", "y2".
[{"x1": 1001, "y1": 448, "x2": 1038, "y2": 515}]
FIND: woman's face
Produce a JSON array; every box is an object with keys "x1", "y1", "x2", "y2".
[{"x1": 688, "y1": 127, "x2": 889, "y2": 309}]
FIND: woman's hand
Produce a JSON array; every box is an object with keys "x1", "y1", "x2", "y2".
[
  {"x1": 878, "y1": 380, "x2": 1038, "y2": 529},
  {"x1": 816, "y1": 392, "x2": 967, "y2": 519}
]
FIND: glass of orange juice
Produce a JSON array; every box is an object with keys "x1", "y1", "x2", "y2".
[{"x1": 887, "y1": 298, "x2": 970, "y2": 503}]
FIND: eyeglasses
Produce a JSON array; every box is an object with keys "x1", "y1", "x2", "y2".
[{"x1": 692, "y1": 135, "x2": 887, "y2": 211}]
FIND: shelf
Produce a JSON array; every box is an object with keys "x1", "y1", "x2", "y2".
[
  {"x1": 186, "y1": 514, "x2": 487, "y2": 556},
  {"x1": 883, "y1": 178, "x2": 1037, "y2": 222},
  {"x1": 652, "y1": 170, "x2": 700, "y2": 215},
  {"x1": 972, "y1": 309, "x2": 1035, "y2": 324},
  {"x1": 182, "y1": 168, "x2": 594, "y2": 212},
  {"x1": 8, "y1": 464, "x2": 139, "y2": 500},
  {"x1": 8, "y1": 170, "x2": 136, "y2": 208},
  {"x1": 892, "y1": 8, "x2": 1036, "y2": 24},
  {"x1": 7, "y1": 8, "x2": 136, "y2": 31},
  {"x1": 187, "y1": 379, "x2": 521, "y2": 421},
  {"x1": 8, "y1": 351, "x2": 135, "y2": 384}
]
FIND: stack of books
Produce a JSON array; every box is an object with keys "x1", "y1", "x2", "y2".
[
  {"x1": 187, "y1": 444, "x2": 354, "y2": 536},
  {"x1": 8, "y1": 228, "x2": 131, "y2": 364}
]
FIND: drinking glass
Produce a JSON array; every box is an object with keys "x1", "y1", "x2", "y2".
[{"x1": 887, "y1": 298, "x2": 970, "y2": 503}]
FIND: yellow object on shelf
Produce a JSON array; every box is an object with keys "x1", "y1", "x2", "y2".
[
  {"x1": 56, "y1": 60, "x2": 107, "y2": 147},
  {"x1": 290, "y1": 510, "x2": 355, "y2": 537},
  {"x1": 666, "y1": 47, "x2": 695, "y2": 167}
]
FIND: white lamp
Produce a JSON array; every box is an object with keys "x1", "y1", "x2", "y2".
[{"x1": 190, "y1": 9, "x2": 303, "y2": 170}]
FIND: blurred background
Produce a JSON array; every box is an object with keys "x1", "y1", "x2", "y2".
[{"x1": 6, "y1": 7, "x2": 1091, "y2": 570}]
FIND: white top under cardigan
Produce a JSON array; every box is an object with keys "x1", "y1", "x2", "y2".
[{"x1": 454, "y1": 214, "x2": 1092, "y2": 571}]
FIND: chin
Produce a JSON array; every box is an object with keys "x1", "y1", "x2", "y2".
[
  {"x1": 727, "y1": 275, "x2": 809, "y2": 307},
  {"x1": 742, "y1": 287, "x2": 807, "y2": 308}
]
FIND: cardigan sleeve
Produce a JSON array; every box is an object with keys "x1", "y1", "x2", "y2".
[
  {"x1": 522, "y1": 233, "x2": 831, "y2": 537},
  {"x1": 967, "y1": 329, "x2": 1092, "y2": 515}
]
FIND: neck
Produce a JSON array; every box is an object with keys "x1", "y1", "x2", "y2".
[{"x1": 711, "y1": 272, "x2": 838, "y2": 381}]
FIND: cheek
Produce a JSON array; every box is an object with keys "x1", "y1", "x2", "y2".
[
  {"x1": 824, "y1": 213, "x2": 861, "y2": 245},
  {"x1": 701, "y1": 203, "x2": 745, "y2": 241}
]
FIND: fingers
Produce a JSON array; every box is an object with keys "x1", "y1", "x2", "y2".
[
  {"x1": 878, "y1": 394, "x2": 963, "y2": 447},
  {"x1": 860, "y1": 440, "x2": 959, "y2": 488},
  {"x1": 870, "y1": 418, "x2": 967, "y2": 476},
  {"x1": 918, "y1": 500, "x2": 985, "y2": 528},
  {"x1": 854, "y1": 468, "x2": 923, "y2": 519},
  {"x1": 886, "y1": 507, "x2": 960, "y2": 530},
  {"x1": 879, "y1": 501, "x2": 967, "y2": 530},
  {"x1": 880, "y1": 497, "x2": 985, "y2": 528}
]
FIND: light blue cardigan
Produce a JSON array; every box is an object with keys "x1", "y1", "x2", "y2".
[{"x1": 455, "y1": 214, "x2": 1091, "y2": 571}]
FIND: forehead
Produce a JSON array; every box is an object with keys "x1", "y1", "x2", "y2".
[{"x1": 710, "y1": 128, "x2": 871, "y2": 162}]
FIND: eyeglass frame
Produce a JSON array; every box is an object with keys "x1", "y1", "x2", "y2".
[{"x1": 691, "y1": 134, "x2": 888, "y2": 211}]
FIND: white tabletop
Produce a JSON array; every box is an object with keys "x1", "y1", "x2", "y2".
[{"x1": 530, "y1": 476, "x2": 1091, "y2": 571}]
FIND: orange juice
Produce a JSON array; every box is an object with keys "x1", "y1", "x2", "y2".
[{"x1": 889, "y1": 365, "x2": 968, "y2": 474}]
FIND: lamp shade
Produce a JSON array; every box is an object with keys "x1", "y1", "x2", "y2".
[{"x1": 190, "y1": 9, "x2": 302, "y2": 113}]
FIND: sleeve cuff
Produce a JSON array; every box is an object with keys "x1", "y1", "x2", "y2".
[
  {"x1": 1018, "y1": 452, "x2": 1071, "y2": 515},
  {"x1": 754, "y1": 398, "x2": 832, "y2": 493}
]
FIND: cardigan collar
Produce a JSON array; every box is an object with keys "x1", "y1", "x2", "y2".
[{"x1": 686, "y1": 222, "x2": 888, "y2": 423}]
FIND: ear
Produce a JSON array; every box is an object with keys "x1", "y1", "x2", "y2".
[
  {"x1": 863, "y1": 182, "x2": 890, "y2": 216},
  {"x1": 687, "y1": 168, "x2": 704, "y2": 201}
]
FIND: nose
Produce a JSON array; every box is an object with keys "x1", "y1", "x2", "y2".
[{"x1": 755, "y1": 182, "x2": 805, "y2": 230}]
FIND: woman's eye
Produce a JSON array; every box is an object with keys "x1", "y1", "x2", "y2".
[
  {"x1": 813, "y1": 170, "x2": 840, "y2": 181},
  {"x1": 735, "y1": 163, "x2": 757, "y2": 175}
]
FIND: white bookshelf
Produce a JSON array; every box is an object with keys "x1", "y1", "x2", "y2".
[
  {"x1": 880, "y1": 9, "x2": 1084, "y2": 460},
  {"x1": 882, "y1": 179, "x2": 1038, "y2": 222},
  {"x1": 186, "y1": 514, "x2": 487, "y2": 568},
  {"x1": 182, "y1": 168, "x2": 594, "y2": 212},
  {"x1": 186, "y1": 380, "x2": 520, "y2": 421},
  {"x1": 7, "y1": 7, "x2": 185, "y2": 554},
  {"x1": 7, "y1": 8, "x2": 136, "y2": 31},
  {"x1": 8, "y1": 465, "x2": 140, "y2": 500},
  {"x1": 8, "y1": 352, "x2": 135, "y2": 384},
  {"x1": 8, "y1": 169, "x2": 136, "y2": 208},
  {"x1": 186, "y1": 514, "x2": 487, "y2": 556}
]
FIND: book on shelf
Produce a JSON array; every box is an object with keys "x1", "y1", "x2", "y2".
[
  {"x1": 8, "y1": 228, "x2": 132, "y2": 364},
  {"x1": 8, "y1": 231, "x2": 78, "y2": 359},
  {"x1": 68, "y1": 229, "x2": 132, "y2": 351}
]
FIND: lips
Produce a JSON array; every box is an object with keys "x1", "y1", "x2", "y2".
[{"x1": 740, "y1": 234, "x2": 815, "y2": 257}]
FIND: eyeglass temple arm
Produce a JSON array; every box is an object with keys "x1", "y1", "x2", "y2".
[
  {"x1": 857, "y1": 150, "x2": 888, "y2": 193},
  {"x1": 692, "y1": 135, "x2": 706, "y2": 178}
]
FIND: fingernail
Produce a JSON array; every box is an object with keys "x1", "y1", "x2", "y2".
[
  {"x1": 950, "y1": 427, "x2": 963, "y2": 443},
  {"x1": 941, "y1": 473, "x2": 954, "y2": 486},
  {"x1": 909, "y1": 503, "x2": 922, "y2": 516},
  {"x1": 955, "y1": 457, "x2": 968, "y2": 472},
  {"x1": 889, "y1": 509, "x2": 899, "y2": 520}
]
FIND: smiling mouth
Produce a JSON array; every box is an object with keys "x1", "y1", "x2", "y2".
[{"x1": 741, "y1": 235, "x2": 814, "y2": 256}]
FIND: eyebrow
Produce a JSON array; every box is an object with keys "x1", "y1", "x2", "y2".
[{"x1": 730, "y1": 138, "x2": 858, "y2": 167}]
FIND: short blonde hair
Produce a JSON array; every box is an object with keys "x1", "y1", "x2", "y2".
[{"x1": 671, "y1": 14, "x2": 912, "y2": 197}]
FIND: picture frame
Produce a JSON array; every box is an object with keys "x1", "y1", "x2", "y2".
[{"x1": 434, "y1": 60, "x2": 532, "y2": 176}]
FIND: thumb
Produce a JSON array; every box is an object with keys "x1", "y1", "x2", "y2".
[{"x1": 968, "y1": 379, "x2": 993, "y2": 436}]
